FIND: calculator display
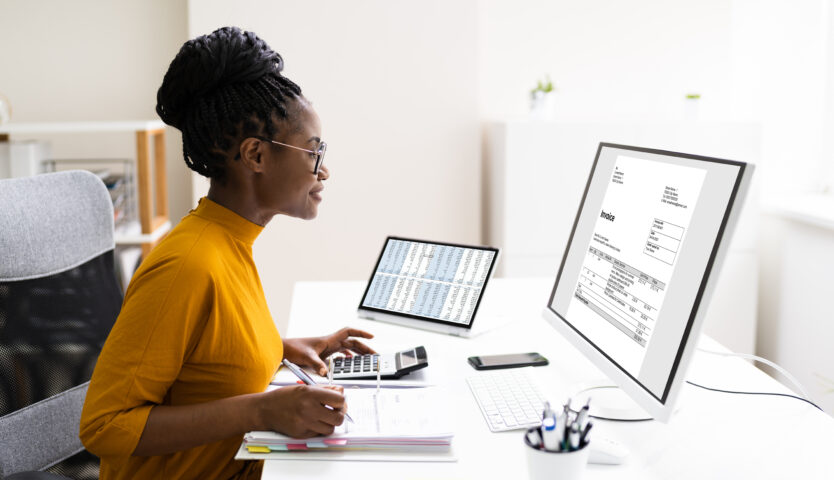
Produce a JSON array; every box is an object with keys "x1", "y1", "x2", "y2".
[{"x1": 399, "y1": 350, "x2": 418, "y2": 368}]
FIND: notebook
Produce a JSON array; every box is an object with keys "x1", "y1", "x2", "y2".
[{"x1": 236, "y1": 387, "x2": 455, "y2": 462}]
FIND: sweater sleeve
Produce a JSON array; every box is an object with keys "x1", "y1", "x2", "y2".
[{"x1": 79, "y1": 249, "x2": 213, "y2": 465}]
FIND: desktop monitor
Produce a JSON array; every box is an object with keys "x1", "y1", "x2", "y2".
[{"x1": 542, "y1": 143, "x2": 753, "y2": 422}]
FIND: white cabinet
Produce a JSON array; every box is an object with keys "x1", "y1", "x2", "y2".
[{"x1": 483, "y1": 120, "x2": 761, "y2": 353}]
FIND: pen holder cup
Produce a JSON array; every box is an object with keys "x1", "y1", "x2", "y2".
[{"x1": 524, "y1": 426, "x2": 590, "y2": 480}]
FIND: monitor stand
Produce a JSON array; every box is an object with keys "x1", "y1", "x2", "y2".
[{"x1": 569, "y1": 380, "x2": 653, "y2": 421}]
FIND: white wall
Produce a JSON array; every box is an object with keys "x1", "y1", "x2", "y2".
[
  {"x1": 729, "y1": 0, "x2": 834, "y2": 414},
  {"x1": 730, "y1": 0, "x2": 832, "y2": 196},
  {"x1": 0, "y1": 0, "x2": 192, "y2": 222},
  {"x1": 477, "y1": 0, "x2": 734, "y2": 123},
  {"x1": 188, "y1": 0, "x2": 482, "y2": 334}
]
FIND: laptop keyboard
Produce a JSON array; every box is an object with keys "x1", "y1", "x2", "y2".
[{"x1": 466, "y1": 369, "x2": 547, "y2": 432}]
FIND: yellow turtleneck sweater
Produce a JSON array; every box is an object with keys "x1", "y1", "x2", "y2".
[{"x1": 81, "y1": 197, "x2": 283, "y2": 480}]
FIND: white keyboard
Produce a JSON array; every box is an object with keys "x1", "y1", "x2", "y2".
[{"x1": 466, "y1": 369, "x2": 547, "y2": 432}]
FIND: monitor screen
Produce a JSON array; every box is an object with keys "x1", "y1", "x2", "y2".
[
  {"x1": 544, "y1": 143, "x2": 750, "y2": 416},
  {"x1": 359, "y1": 237, "x2": 498, "y2": 329}
]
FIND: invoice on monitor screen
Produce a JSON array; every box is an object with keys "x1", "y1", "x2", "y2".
[{"x1": 565, "y1": 155, "x2": 707, "y2": 377}]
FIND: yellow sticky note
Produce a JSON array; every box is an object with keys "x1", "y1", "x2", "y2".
[{"x1": 246, "y1": 445, "x2": 271, "y2": 453}]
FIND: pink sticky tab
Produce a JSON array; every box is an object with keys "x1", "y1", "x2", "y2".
[
  {"x1": 287, "y1": 443, "x2": 308, "y2": 450},
  {"x1": 323, "y1": 438, "x2": 348, "y2": 446}
]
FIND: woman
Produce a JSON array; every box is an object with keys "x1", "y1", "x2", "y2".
[{"x1": 80, "y1": 26, "x2": 374, "y2": 480}]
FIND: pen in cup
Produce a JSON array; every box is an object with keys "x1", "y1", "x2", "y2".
[
  {"x1": 569, "y1": 421, "x2": 580, "y2": 451},
  {"x1": 579, "y1": 422, "x2": 593, "y2": 447},
  {"x1": 577, "y1": 398, "x2": 590, "y2": 430},
  {"x1": 282, "y1": 358, "x2": 354, "y2": 424}
]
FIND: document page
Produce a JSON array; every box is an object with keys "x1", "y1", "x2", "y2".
[
  {"x1": 566, "y1": 155, "x2": 707, "y2": 375},
  {"x1": 341, "y1": 388, "x2": 452, "y2": 436}
]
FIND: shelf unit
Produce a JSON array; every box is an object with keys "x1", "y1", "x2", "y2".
[{"x1": 0, "y1": 121, "x2": 170, "y2": 257}]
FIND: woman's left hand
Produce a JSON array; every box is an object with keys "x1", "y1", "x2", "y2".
[{"x1": 283, "y1": 327, "x2": 376, "y2": 376}]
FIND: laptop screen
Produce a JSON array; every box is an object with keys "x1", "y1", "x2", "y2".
[{"x1": 358, "y1": 237, "x2": 499, "y2": 329}]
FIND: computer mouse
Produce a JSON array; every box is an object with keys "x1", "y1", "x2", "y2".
[{"x1": 588, "y1": 436, "x2": 629, "y2": 465}]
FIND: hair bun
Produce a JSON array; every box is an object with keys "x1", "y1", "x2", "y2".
[{"x1": 156, "y1": 26, "x2": 284, "y2": 129}]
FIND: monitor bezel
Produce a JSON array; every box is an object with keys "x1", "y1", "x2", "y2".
[
  {"x1": 542, "y1": 142, "x2": 751, "y2": 422},
  {"x1": 357, "y1": 236, "x2": 500, "y2": 331}
]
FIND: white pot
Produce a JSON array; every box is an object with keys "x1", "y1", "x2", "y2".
[{"x1": 529, "y1": 91, "x2": 556, "y2": 121}]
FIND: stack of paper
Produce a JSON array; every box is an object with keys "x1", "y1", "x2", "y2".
[{"x1": 240, "y1": 387, "x2": 453, "y2": 456}]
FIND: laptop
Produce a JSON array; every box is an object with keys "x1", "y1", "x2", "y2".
[{"x1": 357, "y1": 236, "x2": 500, "y2": 337}]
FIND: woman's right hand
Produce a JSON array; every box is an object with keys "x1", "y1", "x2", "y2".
[{"x1": 257, "y1": 385, "x2": 346, "y2": 438}]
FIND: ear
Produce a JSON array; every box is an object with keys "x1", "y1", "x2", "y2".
[{"x1": 238, "y1": 137, "x2": 268, "y2": 174}]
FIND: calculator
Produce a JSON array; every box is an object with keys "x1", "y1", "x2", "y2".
[{"x1": 331, "y1": 346, "x2": 428, "y2": 380}]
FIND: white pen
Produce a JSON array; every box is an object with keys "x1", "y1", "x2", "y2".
[
  {"x1": 328, "y1": 356, "x2": 334, "y2": 386},
  {"x1": 577, "y1": 398, "x2": 590, "y2": 430},
  {"x1": 542, "y1": 416, "x2": 560, "y2": 451},
  {"x1": 556, "y1": 409, "x2": 567, "y2": 447}
]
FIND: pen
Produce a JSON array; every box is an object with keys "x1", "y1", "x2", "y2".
[
  {"x1": 328, "y1": 357, "x2": 334, "y2": 386},
  {"x1": 569, "y1": 421, "x2": 580, "y2": 451},
  {"x1": 559, "y1": 399, "x2": 573, "y2": 451},
  {"x1": 282, "y1": 359, "x2": 354, "y2": 423},
  {"x1": 556, "y1": 407, "x2": 568, "y2": 449},
  {"x1": 526, "y1": 428, "x2": 543, "y2": 449},
  {"x1": 541, "y1": 400, "x2": 552, "y2": 420},
  {"x1": 541, "y1": 416, "x2": 560, "y2": 451},
  {"x1": 580, "y1": 422, "x2": 593, "y2": 447},
  {"x1": 577, "y1": 398, "x2": 590, "y2": 430}
]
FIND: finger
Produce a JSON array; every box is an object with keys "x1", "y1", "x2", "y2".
[
  {"x1": 311, "y1": 386, "x2": 346, "y2": 409},
  {"x1": 343, "y1": 327, "x2": 374, "y2": 339},
  {"x1": 345, "y1": 338, "x2": 377, "y2": 355},
  {"x1": 319, "y1": 405, "x2": 346, "y2": 426},
  {"x1": 323, "y1": 385, "x2": 345, "y2": 394},
  {"x1": 310, "y1": 420, "x2": 337, "y2": 436},
  {"x1": 310, "y1": 356, "x2": 328, "y2": 377}
]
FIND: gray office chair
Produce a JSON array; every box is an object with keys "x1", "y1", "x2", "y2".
[{"x1": 0, "y1": 170, "x2": 123, "y2": 479}]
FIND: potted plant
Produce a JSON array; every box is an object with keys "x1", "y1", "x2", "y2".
[{"x1": 530, "y1": 75, "x2": 556, "y2": 120}]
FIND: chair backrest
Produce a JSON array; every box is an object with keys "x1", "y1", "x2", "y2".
[
  {"x1": 0, "y1": 170, "x2": 123, "y2": 476},
  {"x1": 0, "y1": 170, "x2": 114, "y2": 281},
  {"x1": 0, "y1": 382, "x2": 89, "y2": 475}
]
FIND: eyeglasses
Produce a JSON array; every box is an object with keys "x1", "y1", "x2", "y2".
[{"x1": 256, "y1": 136, "x2": 327, "y2": 175}]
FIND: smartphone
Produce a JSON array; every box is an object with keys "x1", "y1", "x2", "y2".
[{"x1": 467, "y1": 352, "x2": 549, "y2": 370}]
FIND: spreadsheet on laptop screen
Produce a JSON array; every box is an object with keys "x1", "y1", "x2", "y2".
[{"x1": 360, "y1": 238, "x2": 498, "y2": 326}]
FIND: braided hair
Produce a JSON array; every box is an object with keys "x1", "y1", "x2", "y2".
[{"x1": 156, "y1": 26, "x2": 302, "y2": 180}]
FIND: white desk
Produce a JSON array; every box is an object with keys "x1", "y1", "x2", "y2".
[{"x1": 263, "y1": 278, "x2": 834, "y2": 479}]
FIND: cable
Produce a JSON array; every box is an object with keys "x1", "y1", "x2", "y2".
[
  {"x1": 696, "y1": 347, "x2": 812, "y2": 401},
  {"x1": 587, "y1": 412, "x2": 653, "y2": 422},
  {"x1": 685, "y1": 380, "x2": 823, "y2": 412},
  {"x1": 586, "y1": 381, "x2": 823, "y2": 422},
  {"x1": 571, "y1": 351, "x2": 822, "y2": 422}
]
